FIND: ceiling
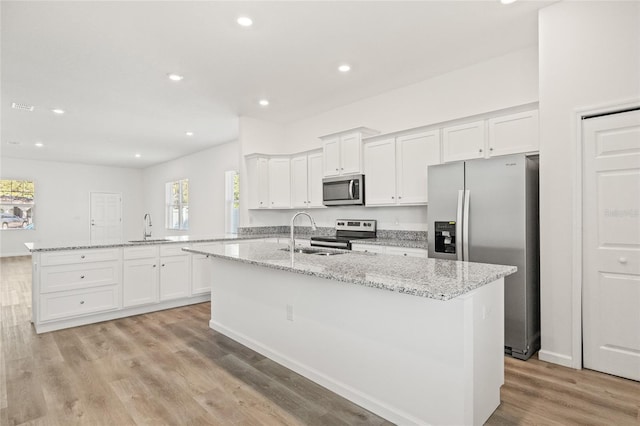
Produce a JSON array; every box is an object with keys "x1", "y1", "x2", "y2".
[{"x1": 1, "y1": 1, "x2": 551, "y2": 169}]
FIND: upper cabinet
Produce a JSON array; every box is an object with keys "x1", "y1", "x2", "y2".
[
  {"x1": 487, "y1": 110, "x2": 539, "y2": 156},
  {"x1": 364, "y1": 130, "x2": 440, "y2": 206},
  {"x1": 442, "y1": 120, "x2": 486, "y2": 163},
  {"x1": 321, "y1": 127, "x2": 379, "y2": 177},
  {"x1": 246, "y1": 156, "x2": 270, "y2": 209},
  {"x1": 291, "y1": 150, "x2": 324, "y2": 208},
  {"x1": 267, "y1": 157, "x2": 291, "y2": 209},
  {"x1": 442, "y1": 109, "x2": 539, "y2": 163}
]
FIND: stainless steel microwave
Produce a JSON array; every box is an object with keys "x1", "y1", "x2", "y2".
[{"x1": 322, "y1": 174, "x2": 365, "y2": 206}]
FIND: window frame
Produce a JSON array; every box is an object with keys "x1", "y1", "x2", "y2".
[{"x1": 165, "y1": 178, "x2": 189, "y2": 230}]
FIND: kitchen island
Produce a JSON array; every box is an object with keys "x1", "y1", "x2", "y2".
[{"x1": 185, "y1": 241, "x2": 516, "y2": 426}]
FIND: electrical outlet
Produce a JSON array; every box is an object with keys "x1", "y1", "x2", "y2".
[{"x1": 286, "y1": 304, "x2": 294, "y2": 321}]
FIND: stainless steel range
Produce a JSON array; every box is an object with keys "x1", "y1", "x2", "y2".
[{"x1": 310, "y1": 219, "x2": 377, "y2": 250}]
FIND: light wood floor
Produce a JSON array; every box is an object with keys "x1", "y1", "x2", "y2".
[{"x1": 1, "y1": 256, "x2": 638, "y2": 425}]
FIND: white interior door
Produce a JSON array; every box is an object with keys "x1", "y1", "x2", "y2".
[
  {"x1": 583, "y1": 108, "x2": 640, "y2": 381},
  {"x1": 90, "y1": 192, "x2": 122, "y2": 241}
]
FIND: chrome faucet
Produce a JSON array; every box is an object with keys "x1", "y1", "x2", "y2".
[
  {"x1": 143, "y1": 213, "x2": 152, "y2": 240},
  {"x1": 290, "y1": 212, "x2": 317, "y2": 260}
]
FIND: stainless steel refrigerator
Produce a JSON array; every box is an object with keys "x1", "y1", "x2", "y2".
[{"x1": 427, "y1": 154, "x2": 540, "y2": 360}]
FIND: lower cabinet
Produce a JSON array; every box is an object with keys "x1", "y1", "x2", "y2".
[
  {"x1": 159, "y1": 254, "x2": 190, "y2": 301},
  {"x1": 40, "y1": 285, "x2": 120, "y2": 322},
  {"x1": 123, "y1": 257, "x2": 159, "y2": 307},
  {"x1": 351, "y1": 244, "x2": 428, "y2": 258}
]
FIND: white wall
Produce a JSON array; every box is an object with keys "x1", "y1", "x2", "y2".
[
  {"x1": 283, "y1": 47, "x2": 538, "y2": 153},
  {"x1": 241, "y1": 47, "x2": 538, "y2": 230},
  {"x1": 0, "y1": 157, "x2": 144, "y2": 256},
  {"x1": 142, "y1": 140, "x2": 239, "y2": 237},
  {"x1": 538, "y1": 1, "x2": 640, "y2": 367}
]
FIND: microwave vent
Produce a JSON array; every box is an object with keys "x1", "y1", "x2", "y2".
[{"x1": 11, "y1": 102, "x2": 35, "y2": 112}]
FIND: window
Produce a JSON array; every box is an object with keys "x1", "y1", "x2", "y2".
[
  {"x1": 166, "y1": 179, "x2": 189, "y2": 230},
  {"x1": 0, "y1": 179, "x2": 34, "y2": 230},
  {"x1": 225, "y1": 171, "x2": 239, "y2": 234}
]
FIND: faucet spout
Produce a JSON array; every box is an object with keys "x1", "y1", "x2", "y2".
[{"x1": 290, "y1": 212, "x2": 317, "y2": 261}]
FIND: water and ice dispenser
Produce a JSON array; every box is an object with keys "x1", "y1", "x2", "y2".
[{"x1": 434, "y1": 221, "x2": 457, "y2": 254}]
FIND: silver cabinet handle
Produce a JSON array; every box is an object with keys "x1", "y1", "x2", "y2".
[
  {"x1": 479, "y1": 148, "x2": 483, "y2": 153},
  {"x1": 80, "y1": 255, "x2": 85, "y2": 259},
  {"x1": 153, "y1": 264, "x2": 157, "y2": 268},
  {"x1": 80, "y1": 275, "x2": 85, "y2": 279},
  {"x1": 80, "y1": 301, "x2": 85, "y2": 305},
  {"x1": 489, "y1": 147, "x2": 494, "y2": 152}
]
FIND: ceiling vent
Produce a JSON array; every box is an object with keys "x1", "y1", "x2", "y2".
[{"x1": 11, "y1": 102, "x2": 35, "y2": 112}]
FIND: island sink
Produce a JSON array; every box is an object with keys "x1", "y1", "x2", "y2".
[{"x1": 279, "y1": 247, "x2": 346, "y2": 256}]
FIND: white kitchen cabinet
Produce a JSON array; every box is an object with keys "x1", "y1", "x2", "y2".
[
  {"x1": 364, "y1": 138, "x2": 397, "y2": 205},
  {"x1": 351, "y1": 244, "x2": 428, "y2": 258},
  {"x1": 246, "y1": 155, "x2": 269, "y2": 209},
  {"x1": 268, "y1": 157, "x2": 291, "y2": 208},
  {"x1": 191, "y1": 253, "x2": 212, "y2": 295},
  {"x1": 123, "y1": 257, "x2": 158, "y2": 307},
  {"x1": 321, "y1": 128, "x2": 379, "y2": 177},
  {"x1": 442, "y1": 120, "x2": 486, "y2": 162},
  {"x1": 291, "y1": 151, "x2": 324, "y2": 208},
  {"x1": 123, "y1": 245, "x2": 159, "y2": 307},
  {"x1": 364, "y1": 130, "x2": 440, "y2": 206},
  {"x1": 159, "y1": 254, "x2": 190, "y2": 301},
  {"x1": 488, "y1": 110, "x2": 539, "y2": 156}
]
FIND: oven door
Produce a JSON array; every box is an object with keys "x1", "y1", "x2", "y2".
[{"x1": 322, "y1": 174, "x2": 364, "y2": 206}]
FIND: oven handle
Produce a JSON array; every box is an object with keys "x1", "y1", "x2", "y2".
[{"x1": 311, "y1": 240, "x2": 350, "y2": 249}]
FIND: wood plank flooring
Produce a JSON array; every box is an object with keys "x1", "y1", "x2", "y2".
[{"x1": 1, "y1": 255, "x2": 639, "y2": 425}]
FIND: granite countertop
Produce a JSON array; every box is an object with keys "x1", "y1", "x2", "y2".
[
  {"x1": 24, "y1": 234, "x2": 278, "y2": 252},
  {"x1": 184, "y1": 241, "x2": 516, "y2": 301},
  {"x1": 350, "y1": 238, "x2": 428, "y2": 249}
]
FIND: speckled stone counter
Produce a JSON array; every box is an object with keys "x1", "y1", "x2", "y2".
[
  {"x1": 185, "y1": 240, "x2": 515, "y2": 301},
  {"x1": 350, "y1": 238, "x2": 428, "y2": 249}
]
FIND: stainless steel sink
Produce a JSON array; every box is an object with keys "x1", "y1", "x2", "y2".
[
  {"x1": 128, "y1": 238, "x2": 172, "y2": 243},
  {"x1": 279, "y1": 247, "x2": 346, "y2": 256}
]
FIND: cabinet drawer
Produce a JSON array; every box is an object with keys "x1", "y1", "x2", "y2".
[
  {"x1": 40, "y1": 285, "x2": 120, "y2": 322},
  {"x1": 160, "y1": 244, "x2": 190, "y2": 257},
  {"x1": 41, "y1": 248, "x2": 120, "y2": 266},
  {"x1": 41, "y1": 261, "x2": 120, "y2": 293},
  {"x1": 351, "y1": 244, "x2": 386, "y2": 254},
  {"x1": 386, "y1": 247, "x2": 428, "y2": 258},
  {"x1": 124, "y1": 245, "x2": 158, "y2": 260}
]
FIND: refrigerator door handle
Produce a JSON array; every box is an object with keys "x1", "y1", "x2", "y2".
[
  {"x1": 456, "y1": 190, "x2": 464, "y2": 261},
  {"x1": 463, "y1": 189, "x2": 470, "y2": 261}
]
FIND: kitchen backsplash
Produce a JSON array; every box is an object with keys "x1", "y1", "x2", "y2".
[{"x1": 238, "y1": 226, "x2": 427, "y2": 241}]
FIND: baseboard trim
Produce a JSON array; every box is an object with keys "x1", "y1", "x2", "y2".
[
  {"x1": 538, "y1": 349, "x2": 576, "y2": 368},
  {"x1": 209, "y1": 319, "x2": 423, "y2": 426}
]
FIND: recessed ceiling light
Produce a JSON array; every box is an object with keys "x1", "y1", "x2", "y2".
[
  {"x1": 237, "y1": 16, "x2": 253, "y2": 27},
  {"x1": 11, "y1": 102, "x2": 34, "y2": 112},
  {"x1": 135, "y1": 153, "x2": 141, "y2": 158},
  {"x1": 259, "y1": 99, "x2": 269, "y2": 107},
  {"x1": 52, "y1": 108, "x2": 65, "y2": 114},
  {"x1": 185, "y1": 131, "x2": 194, "y2": 136},
  {"x1": 35, "y1": 142, "x2": 44, "y2": 147},
  {"x1": 338, "y1": 64, "x2": 351, "y2": 73},
  {"x1": 500, "y1": 0, "x2": 517, "y2": 4},
  {"x1": 167, "y1": 73, "x2": 184, "y2": 81}
]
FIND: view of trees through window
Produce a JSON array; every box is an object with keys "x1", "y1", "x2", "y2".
[
  {"x1": 166, "y1": 179, "x2": 189, "y2": 230},
  {"x1": 225, "y1": 171, "x2": 239, "y2": 234},
  {"x1": 0, "y1": 179, "x2": 34, "y2": 230}
]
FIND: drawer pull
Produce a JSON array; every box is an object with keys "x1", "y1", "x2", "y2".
[
  {"x1": 162, "y1": 264, "x2": 165, "y2": 267},
  {"x1": 80, "y1": 275, "x2": 85, "y2": 279},
  {"x1": 153, "y1": 264, "x2": 157, "y2": 268},
  {"x1": 80, "y1": 300, "x2": 85, "y2": 305},
  {"x1": 403, "y1": 253, "x2": 407, "y2": 256},
  {"x1": 80, "y1": 255, "x2": 86, "y2": 259}
]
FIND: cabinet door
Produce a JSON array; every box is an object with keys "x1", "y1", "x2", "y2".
[
  {"x1": 323, "y1": 137, "x2": 341, "y2": 177},
  {"x1": 364, "y1": 138, "x2": 397, "y2": 206},
  {"x1": 256, "y1": 157, "x2": 270, "y2": 208},
  {"x1": 396, "y1": 130, "x2": 440, "y2": 205},
  {"x1": 268, "y1": 158, "x2": 291, "y2": 208},
  {"x1": 159, "y1": 255, "x2": 190, "y2": 301},
  {"x1": 307, "y1": 152, "x2": 324, "y2": 207},
  {"x1": 123, "y1": 258, "x2": 158, "y2": 307},
  {"x1": 442, "y1": 120, "x2": 486, "y2": 162},
  {"x1": 191, "y1": 254, "x2": 212, "y2": 295},
  {"x1": 488, "y1": 110, "x2": 539, "y2": 157},
  {"x1": 290, "y1": 155, "x2": 308, "y2": 208},
  {"x1": 340, "y1": 132, "x2": 362, "y2": 175}
]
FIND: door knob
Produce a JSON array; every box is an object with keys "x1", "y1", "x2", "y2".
[{"x1": 619, "y1": 257, "x2": 628, "y2": 264}]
